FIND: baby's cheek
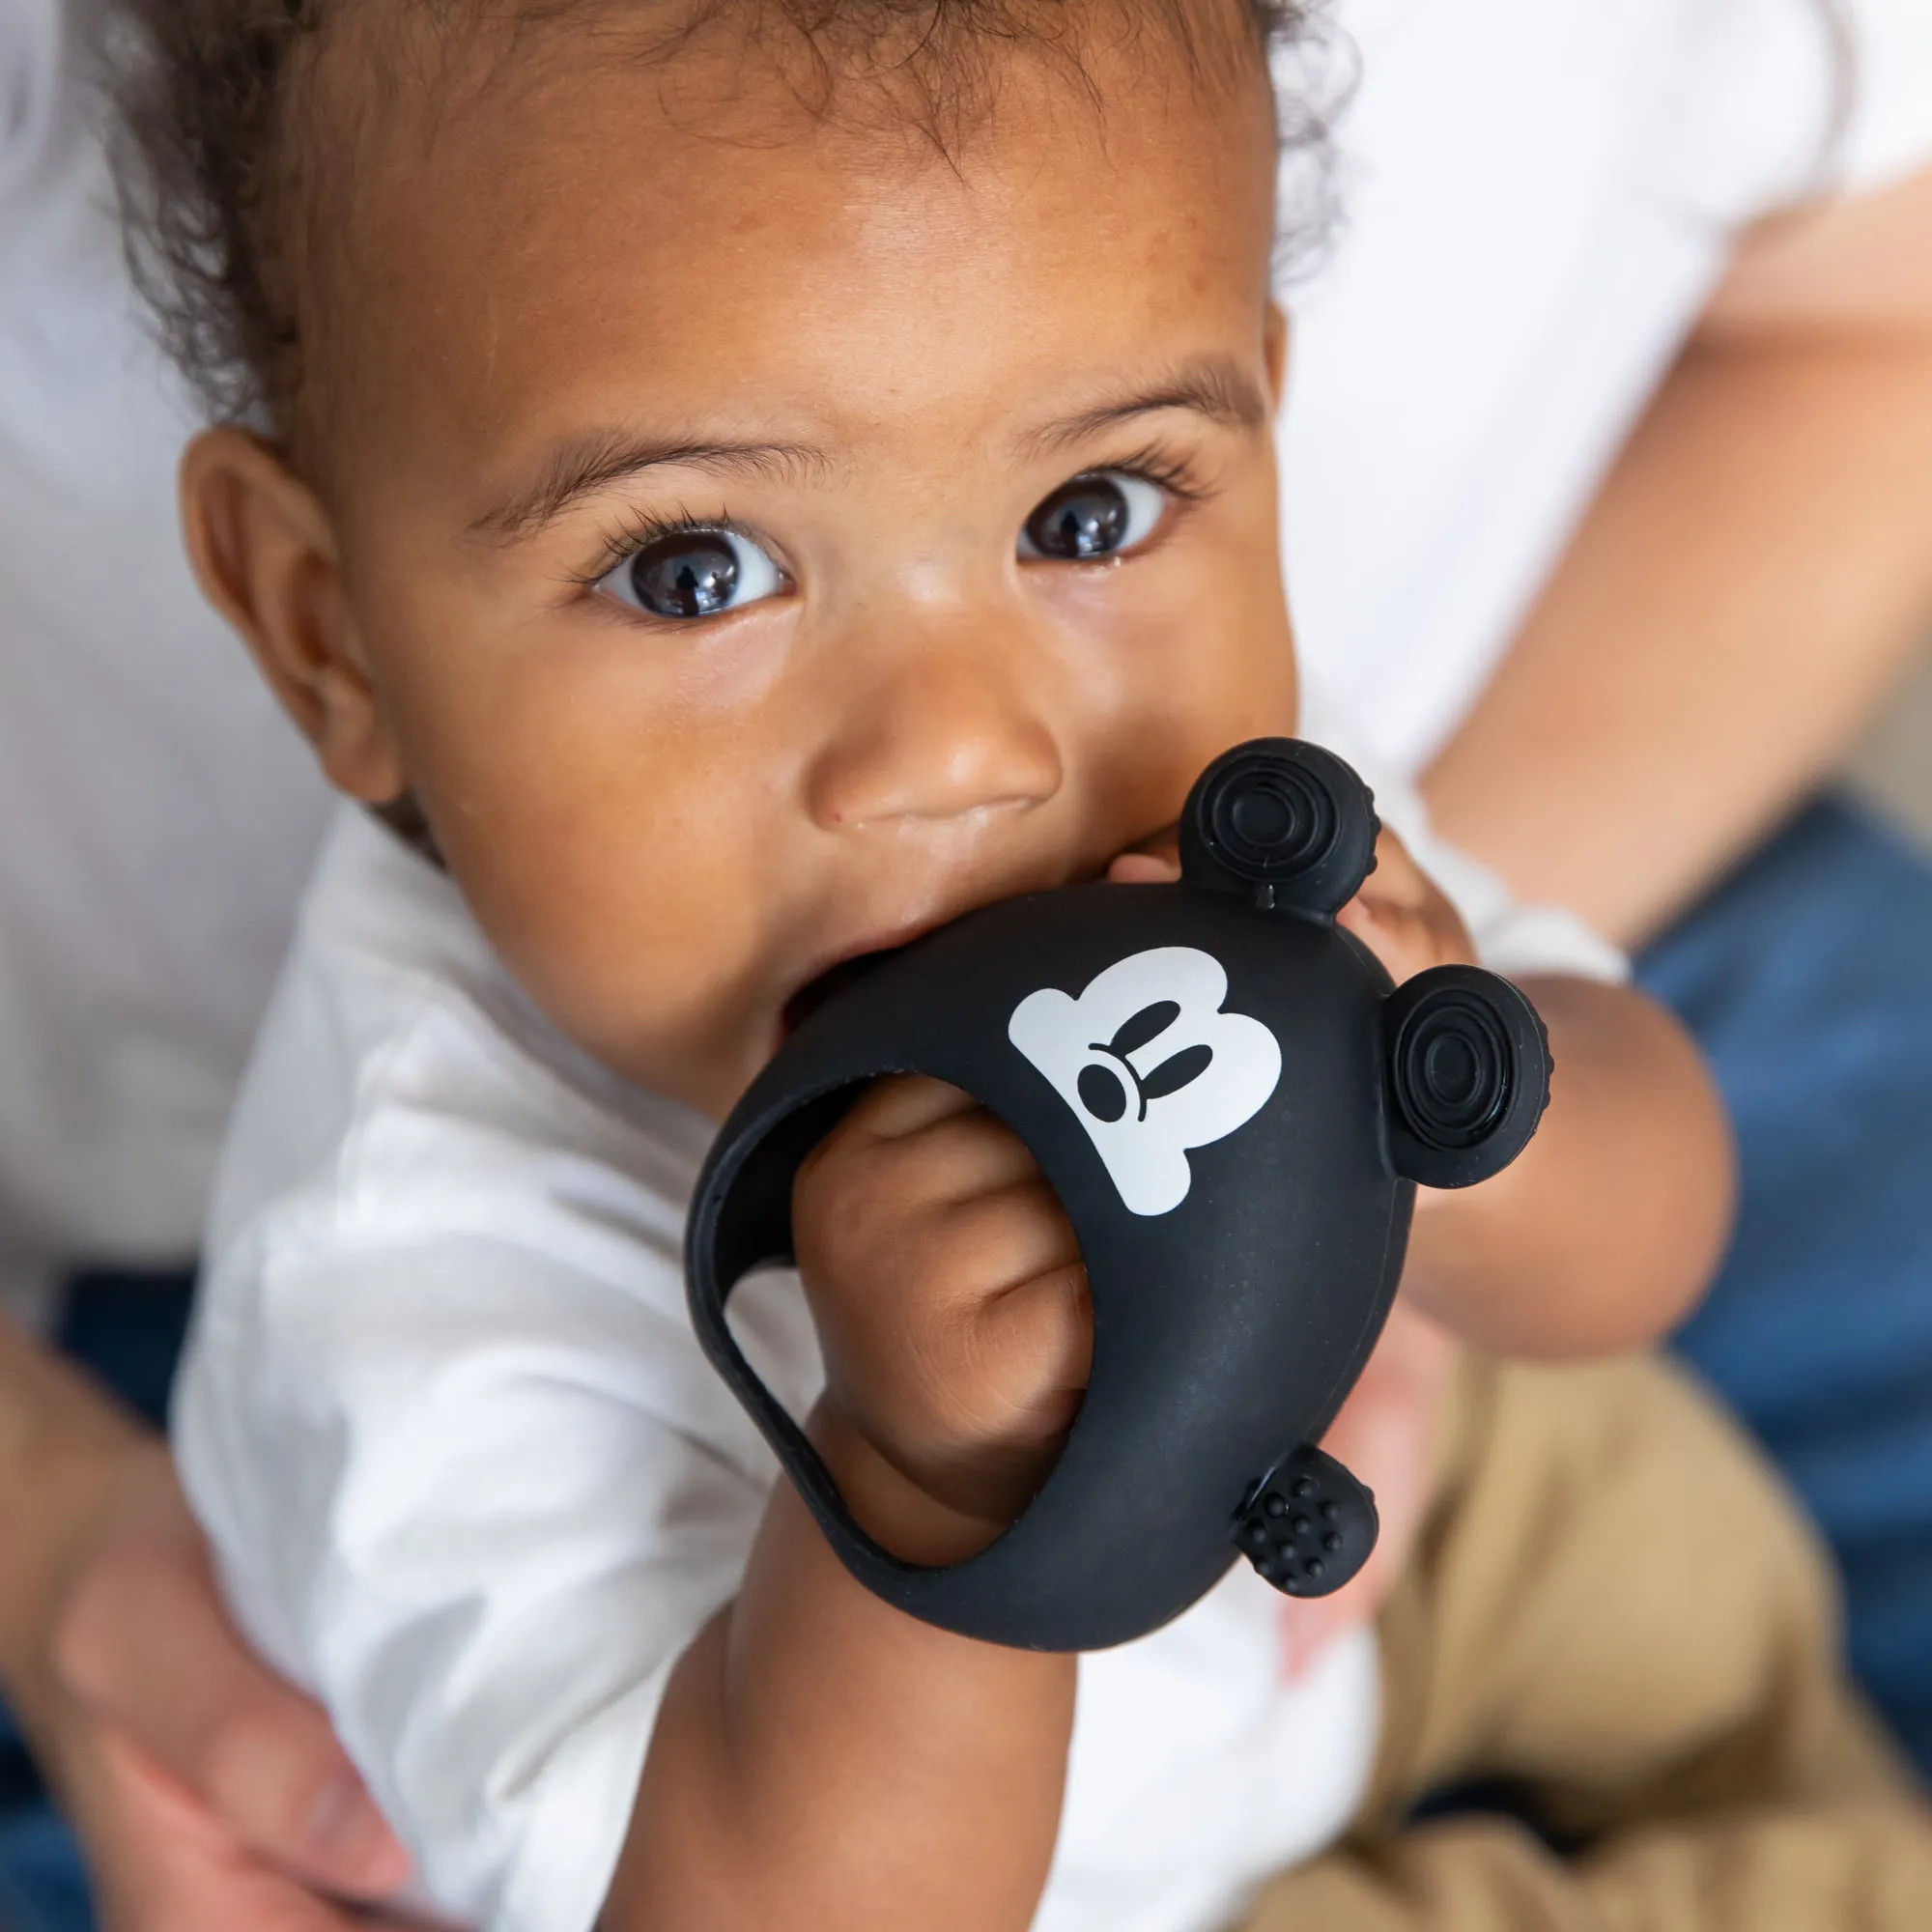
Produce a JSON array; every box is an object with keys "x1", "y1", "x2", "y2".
[{"x1": 457, "y1": 817, "x2": 787, "y2": 1109}]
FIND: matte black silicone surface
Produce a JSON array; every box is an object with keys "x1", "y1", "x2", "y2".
[{"x1": 685, "y1": 741, "x2": 1550, "y2": 1652}]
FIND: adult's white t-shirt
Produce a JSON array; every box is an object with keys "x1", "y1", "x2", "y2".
[
  {"x1": 0, "y1": 0, "x2": 330, "y2": 1322},
  {"x1": 1278, "y1": 0, "x2": 1932, "y2": 773}
]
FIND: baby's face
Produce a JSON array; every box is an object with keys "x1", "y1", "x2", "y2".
[{"x1": 269, "y1": 24, "x2": 1294, "y2": 1116}]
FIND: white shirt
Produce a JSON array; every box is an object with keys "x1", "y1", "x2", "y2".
[
  {"x1": 1279, "y1": 0, "x2": 1932, "y2": 773},
  {"x1": 0, "y1": 0, "x2": 330, "y2": 1322},
  {"x1": 175, "y1": 697, "x2": 1622, "y2": 1932}
]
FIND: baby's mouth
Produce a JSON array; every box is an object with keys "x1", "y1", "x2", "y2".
[
  {"x1": 777, "y1": 850, "x2": 1138, "y2": 1045},
  {"x1": 780, "y1": 945, "x2": 909, "y2": 1041}
]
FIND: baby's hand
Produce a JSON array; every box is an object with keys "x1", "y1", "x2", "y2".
[
  {"x1": 1111, "y1": 824, "x2": 1476, "y2": 985},
  {"x1": 796, "y1": 829, "x2": 1472, "y2": 1570},
  {"x1": 794, "y1": 1077, "x2": 1093, "y2": 1563},
  {"x1": 1333, "y1": 830, "x2": 1477, "y2": 981}
]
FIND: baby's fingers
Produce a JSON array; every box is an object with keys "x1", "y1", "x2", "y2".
[
  {"x1": 796, "y1": 1080, "x2": 1034, "y2": 1252},
  {"x1": 921, "y1": 1258, "x2": 1091, "y2": 1520},
  {"x1": 1109, "y1": 823, "x2": 1181, "y2": 885},
  {"x1": 976, "y1": 1262, "x2": 1093, "y2": 1429},
  {"x1": 836, "y1": 1073, "x2": 980, "y2": 1143},
  {"x1": 1336, "y1": 829, "x2": 1475, "y2": 981}
]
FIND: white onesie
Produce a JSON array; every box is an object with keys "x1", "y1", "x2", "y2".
[{"x1": 175, "y1": 694, "x2": 1622, "y2": 1932}]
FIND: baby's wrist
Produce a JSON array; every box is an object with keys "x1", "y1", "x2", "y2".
[
  {"x1": 1394, "y1": 1192, "x2": 1486, "y2": 1324},
  {"x1": 808, "y1": 1400, "x2": 1018, "y2": 1568}
]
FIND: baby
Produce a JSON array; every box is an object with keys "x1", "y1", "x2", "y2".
[{"x1": 109, "y1": 2, "x2": 1919, "y2": 1928}]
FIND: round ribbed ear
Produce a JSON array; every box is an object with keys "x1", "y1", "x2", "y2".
[
  {"x1": 1383, "y1": 966, "x2": 1552, "y2": 1189},
  {"x1": 1179, "y1": 739, "x2": 1380, "y2": 918}
]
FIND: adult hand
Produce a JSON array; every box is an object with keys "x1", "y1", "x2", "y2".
[
  {"x1": 57, "y1": 1718, "x2": 411, "y2": 1932},
  {"x1": 0, "y1": 1317, "x2": 415, "y2": 1929},
  {"x1": 45, "y1": 1441, "x2": 415, "y2": 1929}
]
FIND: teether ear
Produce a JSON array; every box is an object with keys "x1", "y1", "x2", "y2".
[
  {"x1": 1383, "y1": 966, "x2": 1552, "y2": 1189},
  {"x1": 1179, "y1": 739, "x2": 1380, "y2": 918}
]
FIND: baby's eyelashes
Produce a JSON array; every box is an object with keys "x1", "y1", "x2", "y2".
[
  {"x1": 1019, "y1": 471, "x2": 1168, "y2": 562},
  {"x1": 587, "y1": 463, "x2": 1177, "y2": 627},
  {"x1": 596, "y1": 526, "x2": 786, "y2": 620}
]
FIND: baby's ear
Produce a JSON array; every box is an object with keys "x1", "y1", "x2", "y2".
[
  {"x1": 1264, "y1": 301, "x2": 1291, "y2": 412},
  {"x1": 1383, "y1": 967, "x2": 1552, "y2": 1188},
  {"x1": 181, "y1": 428, "x2": 407, "y2": 805}
]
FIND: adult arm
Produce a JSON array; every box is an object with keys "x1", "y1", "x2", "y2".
[
  {"x1": 1425, "y1": 161, "x2": 1932, "y2": 947},
  {"x1": 0, "y1": 1321, "x2": 137, "y2": 1753},
  {"x1": 0, "y1": 1320, "x2": 409, "y2": 1929}
]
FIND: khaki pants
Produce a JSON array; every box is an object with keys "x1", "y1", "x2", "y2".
[{"x1": 1239, "y1": 1353, "x2": 1932, "y2": 1931}]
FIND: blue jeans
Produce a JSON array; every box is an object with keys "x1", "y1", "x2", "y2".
[
  {"x1": 1642, "y1": 798, "x2": 1932, "y2": 1778},
  {"x1": 4, "y1": 798, "x2": 1929, "y2": 1929}
]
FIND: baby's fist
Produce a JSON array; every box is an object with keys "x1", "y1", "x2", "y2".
[
  {"x1": 1111, "y1": 821, "x2": 1473, "y2": 986},
  {"x1": 1335, "y1": 829, "x2": 1475, "y2": 984},
  {"x1": 793, "y1": 1077, "x2": 1093, "y2": 1562}
]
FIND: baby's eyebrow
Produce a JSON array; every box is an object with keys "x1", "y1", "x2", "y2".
[
  {"x1": 469, "y1": 355, "x2": 1264, "y2": 544},
  {"x1": 1014, "y1": 356, "x2": 1269, "y2": 459},
  {"x1": 469, "y1": 432, "x2": 831, "y2": 544}
]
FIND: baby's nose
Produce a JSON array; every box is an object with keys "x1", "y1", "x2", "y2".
[{"x1": 803, "y1": 621, "x2": 1064, "y2": 832}]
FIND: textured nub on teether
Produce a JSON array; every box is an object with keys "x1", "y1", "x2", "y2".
[{"x1": 1234, "y1": 1443, "x2": 1379, "y2": 1599}]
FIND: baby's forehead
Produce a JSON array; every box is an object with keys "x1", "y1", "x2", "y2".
[
  {"x1": 304, "y1": 3, "x2": 1280, "y2": 455},
  {"x1": 317, "y1": 0, "x2": 1269, "y2": 160},
  {"x1": 114, "y1": 0, "x2": 1303, "y2": 469},
  {"x1": 303, "y1": 0, "x2": 1282, "y2": 272}
]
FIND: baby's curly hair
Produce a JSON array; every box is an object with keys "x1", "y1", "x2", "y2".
[{"x1": 105, "y1": 0, "x2": 1341, "y2": 440}]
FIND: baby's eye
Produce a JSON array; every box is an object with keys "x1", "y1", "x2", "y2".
[
  {"x1": 1019, "y1": 471, "x2": 1168, "y2": 562},
  {"x1": 597, "y1": 527, "x2": 785, "y2": 619}
]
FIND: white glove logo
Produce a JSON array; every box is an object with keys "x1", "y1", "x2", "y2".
[{"x1": 1008, "y1": 947, "x2": 1283, "y2": 1216}]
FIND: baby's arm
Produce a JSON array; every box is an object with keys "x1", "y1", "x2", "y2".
[
  {"x1": 1337, "y1": 834, "x2": 1735, "y2": 1358},
  {"x1": 1109, "y1": 828, "x2": 1735, "y2": 1359},
  {"x1": 610, "y1": 838, "x2": 1733, "y2": 1928},
  {"x1": 609, "y1": 1081, "x2": 1087, "y2": 1932}
]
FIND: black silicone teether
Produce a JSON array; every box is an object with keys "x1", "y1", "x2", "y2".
[
  {"x1": 686, "y1": 738, "x2": 1552, "y2": 1652},
  {"x1": 1384, "y1": 965, "x2": 1551, "y2": 1189},
  {"x1": 1180, "y1": 738, "x2": 1381, "y2": 913},
  {"x1": 1235, "y1": 1445, "x2": 1379, "y2": 1599}
]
